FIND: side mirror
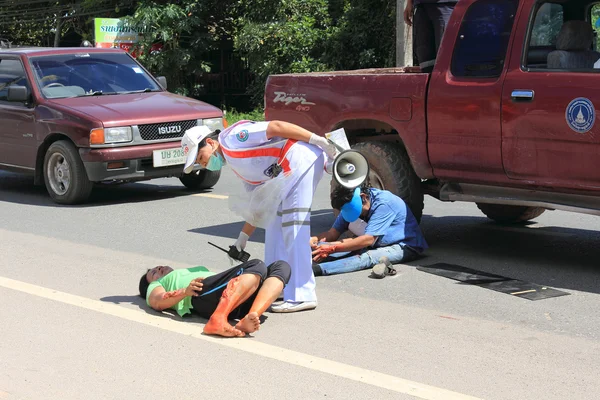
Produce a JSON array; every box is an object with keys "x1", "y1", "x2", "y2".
[
  {"x1": 156, "y1": 76, "x2": 167, "y2": 90},
  {"x1": 7, "y1": 85, "x2": 28, "y2": 103}
]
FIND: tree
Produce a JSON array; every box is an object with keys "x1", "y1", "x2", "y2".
[
  {"x1": 128, "y1": 0, "x2": 235, "y2": 96},
  {"x1": 233, "y1": 0, "x2": 332, "y2": 105},
  {"x1": 0, "y1": 0, "x2": 135, "y2": 47},
  {"x1": 322, "y1": 0, "x2": 396, "y2": 70}
]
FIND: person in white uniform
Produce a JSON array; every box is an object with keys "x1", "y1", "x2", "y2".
[{"x1": 180, "y1": 120, "x2": 338, "y2": 313}]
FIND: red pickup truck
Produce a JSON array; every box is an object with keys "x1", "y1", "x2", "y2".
[
  {"x1": 0, "y1": 47, "x2": 224, "y2": 204},
  {"x1": 265, "y1": 0, "x2": 600, "y2": 223}
]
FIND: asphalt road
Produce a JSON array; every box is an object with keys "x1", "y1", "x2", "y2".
[{"x1": 1, "y1": 168, "x2": 599, "y2": 400}]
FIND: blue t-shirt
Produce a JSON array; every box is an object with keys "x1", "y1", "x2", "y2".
[{"x1": 332, "y1": 188, "x2": 428, "y2": 252}]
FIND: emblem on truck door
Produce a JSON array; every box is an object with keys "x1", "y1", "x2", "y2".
[
  {"x1": 566, "y1": 97, "x2": 595, "y2": 134},
  {"x1": 273, "y1": 91, "x2": 316, "y2": 106},
  {"x1": 158, "y1": 125, "x2": 182, "y2": 135}
]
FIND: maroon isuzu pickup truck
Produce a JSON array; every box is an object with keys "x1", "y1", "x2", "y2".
[
  {"x1": 266, "y1": 0, "x2": 600, "y2": 223},
  {"x1": 0, "y1": 47, "x2": 224, "y2": 204}
]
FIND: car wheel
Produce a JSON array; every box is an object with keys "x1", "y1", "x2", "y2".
[
  {"x1": 179, "y1": 169, "x2": 221, "y2": 190},
  {"x1": 476, "y1": 203, "x2": 545, "y2": 224},
  {"x1": 330, "y1": 141, "x2": 424, "y2": 222},
  {"x1": 43, "y1": 140, "x2": 93, "y2": 204}
]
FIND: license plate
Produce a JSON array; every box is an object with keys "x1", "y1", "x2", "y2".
[{"x1": 152, "y1": 148, "x2": 187, "y2": 168}]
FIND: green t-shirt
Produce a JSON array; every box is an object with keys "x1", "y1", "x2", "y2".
[{"x1": 146, "y1": 266, "x2": 215, "y2": 317}]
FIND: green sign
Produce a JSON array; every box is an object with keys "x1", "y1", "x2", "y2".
[{"x1": 94, "y1": 18, "x2": 148, "y2": 46}]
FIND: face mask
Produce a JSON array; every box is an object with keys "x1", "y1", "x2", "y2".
[{"x1": 206, "y1": 151, "x2": 224, "y2": 171}]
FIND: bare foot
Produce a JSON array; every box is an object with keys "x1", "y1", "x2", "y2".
[
  {"x1": 203, "y1": 318, "x2": 245, "y2": 337},
  {"x1": 235, "y1": 312, "x2": 261, "y2": 334}
]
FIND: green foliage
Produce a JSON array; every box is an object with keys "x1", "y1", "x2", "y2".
[
  {"x1": 233, "y1": 0, "x2": 397, "y2": 106},
  {"x1": 234, "y1": 0, "x2": 332, "y2": 105},
  {"x1": 0, "y1": 0, "x2": 133, "y2": 47},
  {"x1": 323, "y1": 0, "x2": 396, "y2": 70},
  {"x1": 127, "y1": 1, "x2": 214, "y2": 96},
  {"x1": 224, "y1": 107, "x2": 265, "y2": 124}
]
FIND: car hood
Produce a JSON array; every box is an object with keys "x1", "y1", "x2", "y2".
[{"x1": 49, "y1": 91, "x2": 222, "y2": 126}]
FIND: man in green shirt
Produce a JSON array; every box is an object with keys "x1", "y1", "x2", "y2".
[{"x1": 139, "y1": 259, "x2": 291, "y2": 337}]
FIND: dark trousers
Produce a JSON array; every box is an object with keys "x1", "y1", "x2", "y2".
[
  {"x1": 413, "y1": 3, "x2": 456, "y2": 67},
  {"x1": 190, "y1": 259, "x2": 291, "y2": 320}
]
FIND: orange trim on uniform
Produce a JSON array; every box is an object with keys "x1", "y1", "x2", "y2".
[
  {"x1": 232, "y1": 169, "x2": 265, "y2": 185},
  {"x1": 221, "y1": 146, "x2": 282, "y2": 159},
  {"x1": 225, "y1": 139, "x2": 298, "y2": 185}
]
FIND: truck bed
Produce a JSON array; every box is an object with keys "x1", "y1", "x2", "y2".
[{"x1": 265, "y1": 67, "x2": 432, "y2": 177}]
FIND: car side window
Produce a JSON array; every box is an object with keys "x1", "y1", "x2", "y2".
[
  {"x1": 527, "y1": 2, "x2": 600, "y2": 71},
  {"x1": 450, "y1": 0, "x2": 519, "y2": 78},
  {"x1": 592, "y1": 3, "x2": 600, "y2": 51},
  {"x1": 524, "y1": 3, "x2": 564, "y2": 69},
  {"x1": 0, "y1": 58, "x2": 31, "y2": 105}
]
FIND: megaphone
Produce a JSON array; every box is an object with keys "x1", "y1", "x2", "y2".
[{"x1": 332, "y1": 149, "x2": 370, "y2": 189}]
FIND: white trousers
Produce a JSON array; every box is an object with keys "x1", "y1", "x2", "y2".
[{"x1": 264, "y1": 153, "x2": 325, "y2": 302}]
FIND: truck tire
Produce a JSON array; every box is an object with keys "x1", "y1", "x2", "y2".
[
  {"x1": 43, "y1": 140, "x2": 93, "y2": 205},
  {"x1": 476, "y1": 203, "x2": 545, "y2": 224},
  {"x1": 179, "y1": 169, "x2": 221, "y2": 190},
  {"x1": 330, "y1": 141, "x2": 424, "y2": 222}
]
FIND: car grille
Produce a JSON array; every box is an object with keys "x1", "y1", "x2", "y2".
[{"x1": 138, "y1": 120, "x2": 197, "y2": 141}]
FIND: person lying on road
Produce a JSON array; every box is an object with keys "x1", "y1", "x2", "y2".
[
  {"x1": 138, "y1": 259, "x2": 291, "y2": 337},
  {"x1": 311, "y1": 184, "x2": 428, "y2": 278}
]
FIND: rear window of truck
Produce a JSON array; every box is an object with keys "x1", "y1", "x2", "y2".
[{"x1": 451, "y1": 0, "x2": 519, "y2": 78}]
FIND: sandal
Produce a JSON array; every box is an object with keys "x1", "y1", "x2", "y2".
[{"x1": 371, "y1": 256, "x2": 397, "y2": 279}]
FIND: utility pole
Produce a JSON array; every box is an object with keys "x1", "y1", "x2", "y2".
[
  {"x1": 396, "y1": 0, "x2": 413, "y2": 67},
  {"x1": 54, "y1": 17, "x2": 62, "y2": 47}
]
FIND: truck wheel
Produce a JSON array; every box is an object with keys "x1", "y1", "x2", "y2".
[
  {"x1": 179, "y1": 169, "x2": 221, "y2": 190},
  {"x1": 330, "y1": 141, "x2": 424, "y2": 222},
  {"x1": 476, "y1": 203, "x2": 545, "y2": 224},
  {"x1": 43, "y1": 140, "x2": 93, "y2": 204}
]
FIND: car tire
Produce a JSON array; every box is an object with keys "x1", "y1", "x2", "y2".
[
  {"x1": 179, "y1": 169, "x2": 221, "y2": 190},
  {"x1": 43, "y1": 140, "x2": 93, "y2": 205},
  {"x1": 476, "y1": 203, "x2": 545, "y2": 224},
  {"x1": 330, "y1": 141, "x2": 424, "y2": 222}
]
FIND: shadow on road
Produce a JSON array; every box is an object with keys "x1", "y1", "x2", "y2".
[
  {"x1": 0, "y1": 171, "x2": 204, "y2": 207},
  {"x1": 409, "y1": 213, "x2": 600, "y2": 295},
  {"x1": 99, "y1": 294, "x2": 269, "y2": 326},
  {"x1": 188, "y1": 209, "x2": 336, "y2": 243}
]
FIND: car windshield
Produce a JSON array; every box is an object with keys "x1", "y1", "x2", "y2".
[{"x1": 29, "y1": 52, "x2": 162, "y2": 99}]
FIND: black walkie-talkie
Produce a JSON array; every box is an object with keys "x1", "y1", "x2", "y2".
[{"x1": 208, "y1": 242, "x2": 251, "y2": 263}]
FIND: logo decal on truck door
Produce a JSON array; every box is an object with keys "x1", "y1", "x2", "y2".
[
  {"x1": 273, "y1": 91, "x2": 316, "y2": 106},
  {"x1": 566, "y1": 97, "x2": 595, "y2": 133}
]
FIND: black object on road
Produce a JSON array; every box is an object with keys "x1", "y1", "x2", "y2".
[
  {"x1": 417, "y1": 263, "x2": 570, "y2": 301},
  {"x1": 208, "y1": 241, "x2": 250, "y2": 263}
]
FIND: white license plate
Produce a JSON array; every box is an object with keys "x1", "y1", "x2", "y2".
[{"x1": 152, "y1": 148, "x2": 187, "y2": 168}]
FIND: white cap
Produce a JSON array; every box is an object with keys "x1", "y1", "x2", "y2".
[{"x1": 181, "y1": 125, "x2": 212, "y2": 174}]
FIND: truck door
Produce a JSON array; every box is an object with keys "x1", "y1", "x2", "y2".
[
  {"x1": 502, "y1": 1, "x2": 600, "y2": 190},
  {"x1": 427, "y1": 0, "x2": 520, "y2": 183},
  {"x1": 0, "y1": 56, "x2": 37, "y2": 169}
]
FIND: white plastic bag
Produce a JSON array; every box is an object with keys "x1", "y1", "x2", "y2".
[{"x1": 228, "y1": 170, "x2": 298, "y2": 229}]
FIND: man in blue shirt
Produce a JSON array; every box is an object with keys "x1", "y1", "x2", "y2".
[{"x1": 311, "y1": 184, "x2": 428, "y2": 277}]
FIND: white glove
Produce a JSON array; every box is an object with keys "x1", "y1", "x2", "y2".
[
  {"x1": 234, "y1": 231, "x2": 249, "y2": 252},
  {"x1": 325, "y1": 159, "x2": 334, "y2": 175},
  {"x1": 309, "y1": 133, "x2": 338, "y2": 160}
]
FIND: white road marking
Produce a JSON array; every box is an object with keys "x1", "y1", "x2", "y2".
[
  {"x1": 0, "y1": 276, "x2": 481, "y2": 400},
  {"x1": 192, "y1": 193, "x2": 229, "y2": 199}
]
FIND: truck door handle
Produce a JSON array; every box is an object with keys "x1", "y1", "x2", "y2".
[{"x1": 511, "y1": 90, "x2": 534, "y2": 102}]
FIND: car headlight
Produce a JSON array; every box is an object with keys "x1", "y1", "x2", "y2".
[
  {"x1": 202, "y1": 118, "x2": 224, "y2": 133},
  {"x1": 90, "y1": 127, "x2": 132, "y2": 145},
  {"x1": 105, "y1": 127, "x2": 132, "y2": 143}
]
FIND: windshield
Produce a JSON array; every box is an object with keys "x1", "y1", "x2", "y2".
[{"x1": 29, "y1": 52, "x2": 162, "y2": 99}]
